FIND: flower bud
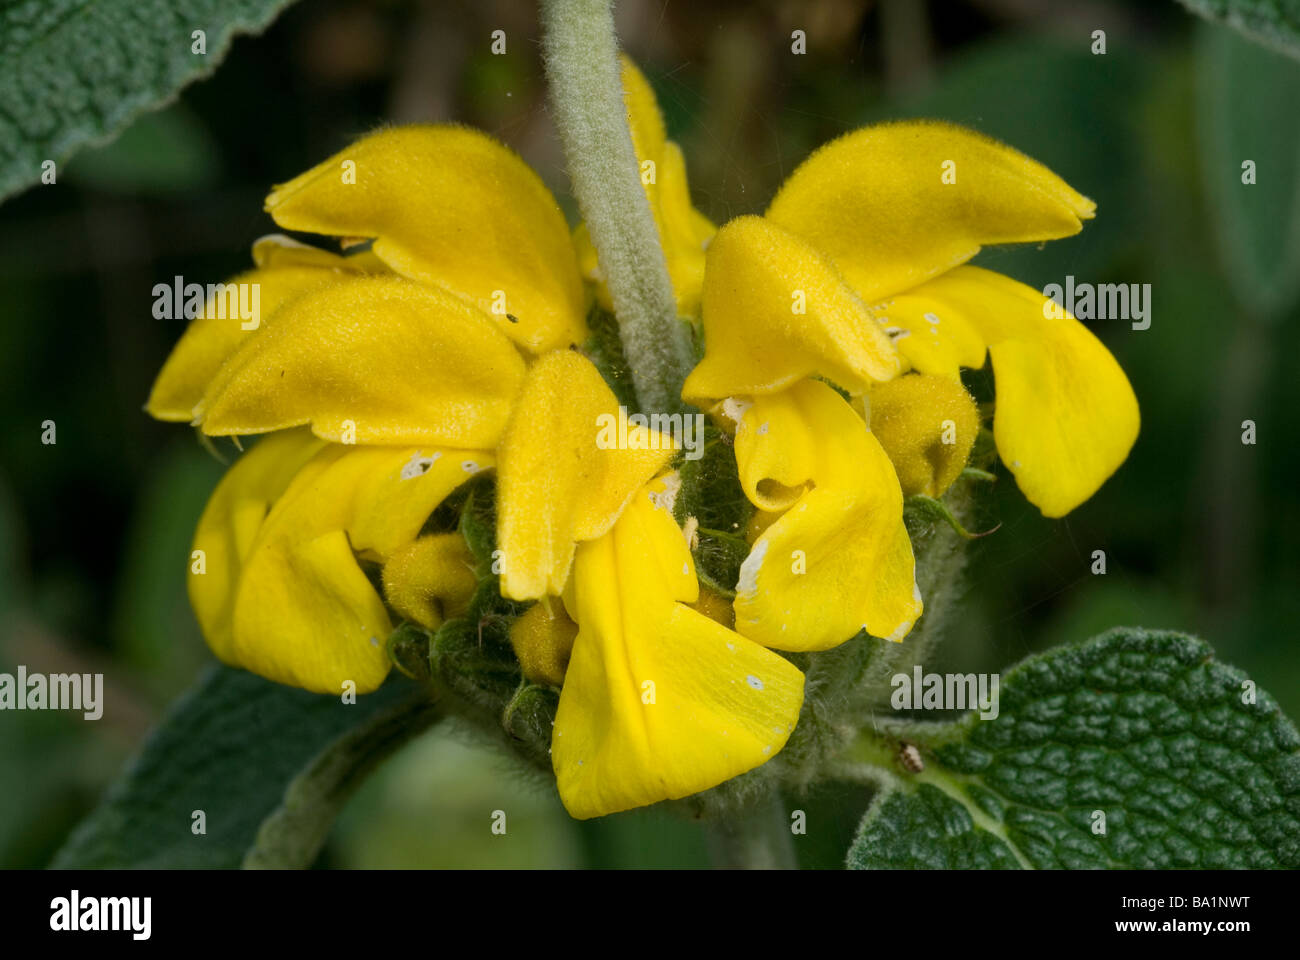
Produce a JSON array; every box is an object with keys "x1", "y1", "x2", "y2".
[
  {"x1": 690, "y1": 585, "x2": 735, "y2": 628},
  {"x1": 509, "y1": 599, "x2": 578, "y2": 687},
  {"x1": 869, "y1": 374, "x2": 979, "y2": 498},
  {"x1": 382, "y1": 533, "x2": 478, "y2": 630}
]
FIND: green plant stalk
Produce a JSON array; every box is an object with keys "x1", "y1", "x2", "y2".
[
  {"x1": 704, "y1": 790, "x2": 798, "y2": 869},
  {"x1": 540, "y1": 0, "x2": 695, "y2": 414},
  {"x1": 243, "y1": 692, "x2": 442, "y2": 868}
]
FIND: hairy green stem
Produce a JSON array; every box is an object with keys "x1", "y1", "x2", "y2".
[
  {"x1": 540, "y1": 0, "x2": 694, "y2": 414},
  {"x1": 243, "y1": 692, "x2": 442, "y2": 869},
  {"x1": 704, "y1": 790, "x2": 798, "y2": 869}
]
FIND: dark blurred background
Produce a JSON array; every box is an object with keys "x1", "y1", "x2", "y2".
[{"x1": 1, "y1": 0, "x2": 1297, "y2": 868}]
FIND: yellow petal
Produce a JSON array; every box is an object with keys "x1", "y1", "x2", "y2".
[
  {"x1": 682, "y1": 216, "x2": 900, "y2": 403},
  {"x1": 619, "y1": 55, "x2": 668, "y2": 169},
  {"x1": 232, "y1": 528, "x2": 395, "y2": 695},
  {"x1": 381, "y1": 533, "x2": 479, "y2": 630},
  {"x1": 189, "y1": 430, "x2": 328, "y2": 664},
  {"x1": 146, "y1": 261, "x2": 362, "y2": 421},
  {"x1": 656, "y1": 141, "x2": 714, "y2": 317},
  {"x1": 868, "y1": 374, "x2": 979, "y2": 498},
  {"x1": 147, "y1": 238, "x2": 387, "y2": 422},
  {"x1": 898, "y1": 266, "x2": 1139, "y2": 516},
  {"x1": 731, "y1": 380, "x2": 922, "y2": 649},
  {"x1": 228, "y1": 444, "x2": 491, "y2": 693},
  {"x1": 745, "y1": 507, "x2": 782, "y2": 543},
  {"x1": 571, "y1": 222, "x2": 607, "y2": 307},
  {"x1": 497, "y1": 351, "x2": 677, "y2": 600},
  {"x1": 251, "y1": 233, "x2": 389, "y2": 273},
  {"x1": 553, "y1": 476, "x2": 805, "y2": 819},
  {"x1": 767, "y1": 121, "x2": 1096, "y2": 302},
  {"x1": 509, "y1": 599, "x2": 579, "y2": 687},
  {"x1": 870, "y1": 288, "x2": 988, "y2": 380},
  {"x1": 346, "y1": 450, "x2": 494, "y2": 557},
  {"x1": 727, "y1": 387, "x2": 862, "y2": 513},
  {"x1": 264, "y1": 125, "x2": 586, "y2": 353},
  {"x1": 195, "y1": 275, "x2": 526, "y2": 449}
]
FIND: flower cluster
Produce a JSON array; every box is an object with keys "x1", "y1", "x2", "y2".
[{"x1": 148, "y1": 60, "x2": 1137, "y2": 819}]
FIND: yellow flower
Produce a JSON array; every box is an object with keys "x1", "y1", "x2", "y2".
[
  {"x1": 146, "y1": 80, "x2": 1139, "y2": 822},
  {"x1": 189, "y1": 428, "x2": 492, "y2": 694},
  {"x1": 148, "y1": 115, "x2": 804, "y2": 820},
  {"x1": 762, "y1": 121, "x2": 1140, "y2": 518},
  {"x1": 152, "y1": 124, "x2": 586, "y2": 697},
  {"x1": 495, "y1": 349, "x2": 676, "y2": 601},
  {"x1": 573, "y1": 57, "x2": 716, "y2": 316},
  {"x1": 264, "y1": 125, "x2": 587, "y2": 354},
  {"x1": 681, "y1": 120, "x2": 1139, "y2": 654},
  {"x1": 683, "y1": 214, "x2": 923, "y2": 647},
  {"x1": 494, "y1": 354, "x2": 807, "y2": 817},
  {"x1": 728, "y1": 380, "x2": 922, "y2": 649},
  {"x1": 553, "y1": 473, "x2": 804, "y2": 819}
]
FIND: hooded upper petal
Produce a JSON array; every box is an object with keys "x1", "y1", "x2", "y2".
[
  {"x1": 682, "y1": 216, "x2": 900, "y2": 403},
  {"x1": 194, "y1": 438, "x2": 494, "y2": 694},
  {"x1": 766, "y1": 120, "x2": 1095, "y2": 302},
  {"x1": 497, "y1": 350, "x2": 677, "y2": 600},
  {"x1": 264, "y1": 125, "x2": 586, "y2": 353},
  {"x1": 896, "y1": 266, "x2": 1138, "y2": 516},
  {"x1": 146, "y1": 257, "x2": 371, "y2": 422},
  {"x1": 553, "y1": 474, "x2": 805, "y2": 819},
  {"x1": 730, "y1": 380, "x2": 922, "y2": 649},
  {"x1": 194, "y1": 275, "x2": 526, "y2": 449}
]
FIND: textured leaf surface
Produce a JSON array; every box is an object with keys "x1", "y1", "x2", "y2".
[
  {"x1": 1179, "y1": 0, "x2": 1300, "y2": 59},
  {"x1": 1196, "y1": 20, "x2": 1300, "y2": 319},
  {"x1": 0, "y1": 0, "x2": 299, "y2": 201},
  {"x1": 52, "y1": 665, "x2": 432, "y2": 868},
  {"x1": 849, "y1": 629, "x2": 1300, "y2": 869}
]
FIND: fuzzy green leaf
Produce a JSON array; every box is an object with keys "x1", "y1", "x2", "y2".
[
  {"x1": 1178, "y1": 0, "x2": 1300, "y2": 60},
  {"x1": 1196, "y1": 20, "x2": 1300, "y2": 319},
  {"x1": 51, "y1": 666, "x2": 434, "y2": 868},
  {"x1": 848, "y1": 628, "x2": 1300, "y2": 869},
  {"x1": 0, "y1": 0, "x2": 299, "y2": 201},
  {"x1": 852, "y1": 784, "x2": 1024, "y2": 869}
]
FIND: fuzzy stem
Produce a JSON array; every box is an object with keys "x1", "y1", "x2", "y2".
[
  {"x1": 540, "y1": 0, "x2": 694, "y2": 414},
  {"x1": 704, "y1": 790, "x2": 798, "y2": 870}
]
